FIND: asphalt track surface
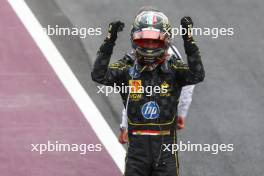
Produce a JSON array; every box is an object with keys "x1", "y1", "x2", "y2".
[{"x1": 2, "y1": 0, "x2": 264, "y2": 175}]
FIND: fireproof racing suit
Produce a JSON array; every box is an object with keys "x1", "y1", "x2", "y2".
[
  {"x1": 91, "y1": 38, "x2": 205, "y2": 176},
  {"x1": 120, "y1": 46, "x2": 195, "y2": 129}
]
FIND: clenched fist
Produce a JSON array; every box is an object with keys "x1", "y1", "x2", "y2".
[
  {"x1": 107, "y1": 21, "x2": 125, "y2": 42},
  {"x1": 181, "y1": 16, "x2": 194, "y2": 41}
]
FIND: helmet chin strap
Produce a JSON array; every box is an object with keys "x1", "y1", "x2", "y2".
[{"x1": 136, "y1": 51, "x2": 169, "y2": 72}]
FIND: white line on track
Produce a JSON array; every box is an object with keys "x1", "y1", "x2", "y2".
[{"x1": 8, "y1": 0, "x2": 125, "y2": 173}]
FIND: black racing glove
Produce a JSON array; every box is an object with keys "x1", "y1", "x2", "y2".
[
  {"x1": 181, "y1": 16, "x2": 194, "y2": 41},
  {"x1": 181, "y1": 16, "x2": 198, "y2": 56},
  {"x1": 106, "y1": 21, "x2": 125, "y2": 42},
  {"x1": 98, "y1": 21, "x2": 125, "y2": 55}
]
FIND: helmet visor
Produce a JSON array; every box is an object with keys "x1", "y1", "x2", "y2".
[
  {"x1": 133, "y1": 39, "x2": 165, "y2": 49},
  {"x1": 132, "y1": 29, "x2": 166, "y2": 40}
]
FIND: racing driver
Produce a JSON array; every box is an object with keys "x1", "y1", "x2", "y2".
[{"x1": 91, "y1": 7, "x2": 205, "y2": 176}]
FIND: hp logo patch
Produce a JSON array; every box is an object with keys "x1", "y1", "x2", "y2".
[
  {"x1": 141, "y1": 101, "x2": 160, "y2": 119},
  {"x1": 129, "y1": 67, "x2": 140, "y2": 79}
]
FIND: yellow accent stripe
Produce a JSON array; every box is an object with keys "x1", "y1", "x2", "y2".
[
  {"x1": 128, "y1": 116, "x2": 175, "y2": 126},
  {"x1": 108, "y1": 66, "x2": 128, "y2": 70},
  {"x1": 132, "y1": 130, "x2": 170, "y2": 136},
  {"x1": 171, "y1": 64, "x2": 188, "y2": 70}
]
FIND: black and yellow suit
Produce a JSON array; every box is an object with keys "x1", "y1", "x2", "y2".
[{"x1": 91, "y1": 38, "x2": 205, "y2": 176}]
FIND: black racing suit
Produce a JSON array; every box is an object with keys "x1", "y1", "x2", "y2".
[{"x1": 91, "y1": 38, "x2": 205, "y2": 176}]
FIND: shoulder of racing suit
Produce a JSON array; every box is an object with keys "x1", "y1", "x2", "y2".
[
  {"x1": 170, "y1": 59, "x2": 189, "y2": 70},
  {"x1": 167, "y1": 45, "x2": 189, "y2": 71},
  {"x1": 121, "y1": 47, "x2": 187, "y2": 71},
  {"x1": 109, "y1": 46, "x2": 194, "y2": 80},
  {"x1": 108, "y1": 57, "x2": 133, "y2": 71}
]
